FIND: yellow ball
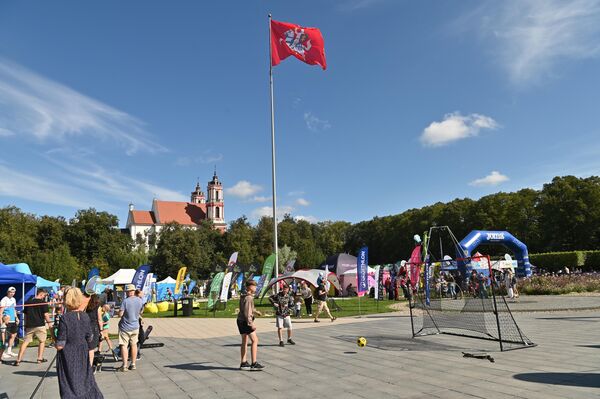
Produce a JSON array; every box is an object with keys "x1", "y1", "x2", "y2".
[
  {"x1": 357, "y1": 336, "x2": 367, "y2": 347},
  {"x1": 156, "y1": 301, "x2": 169, "y2": 312}
]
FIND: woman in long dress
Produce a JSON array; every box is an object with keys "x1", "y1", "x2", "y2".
[{"x1": 55, "y1": 287, "x2": 103, "y2": 399}]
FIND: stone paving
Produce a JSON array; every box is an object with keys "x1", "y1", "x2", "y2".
[{"x1": 1, "y1": 298, "x2": 600, "y2": 398}]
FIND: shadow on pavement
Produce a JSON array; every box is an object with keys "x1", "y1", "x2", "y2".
[
  {"x1": 513, "y1": 372, "x2": 600, "y2": 388},
  {"x1": 334, "y1": 335, "x2": 489, "y2": 352},
  {"x1": 13, "y1": 370, "x2": 58, "y2": 378},
  {"x1": 221, "y1": 343, "x2": 283, "y2": 347},
  {"x1": 576, "y1": 344, "x2": 600, "y2": 349},
  {"x1": 165, "y1": 363, "x2": 239, "y2": 371}
]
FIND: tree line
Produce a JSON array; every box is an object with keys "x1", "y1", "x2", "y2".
[{"x1": 1, "y1": 175, "x2": 599, "y2": 281}]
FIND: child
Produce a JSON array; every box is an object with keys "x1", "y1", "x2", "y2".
[
  {"x1": 237, "y1": 280, "x2": 263, "y2": 371},
  {"x1": 294, "y1": 295, "x2": 303, "y2": 318},
  {"x1": 98, "y1": 304, "x2": 118, "y2": 361},
  {"x1": 0, "y1": 314, "x2": 9, "y2": 361}
]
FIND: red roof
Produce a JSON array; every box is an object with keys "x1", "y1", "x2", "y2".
[
  {"x1": 154, "y1": 200, "x2": 207, "y2": 226},
  {"x1": 130, "y1": 210, "x2": 155, "y2": 225}
]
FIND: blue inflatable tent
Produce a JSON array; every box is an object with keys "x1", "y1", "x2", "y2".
[{"x1": 0, "y1": 264, "x2": 38, "y2": 337}]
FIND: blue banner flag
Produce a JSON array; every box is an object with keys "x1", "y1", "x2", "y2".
[
  {"x1": 357, "y1": 247, "x2": 369, "y2": 295},
  {"x1": 87, "y1": 267, "x2": 100, "y2": 281},
  {"x1": 132, "y1": 264, "x2": 151, "y2": 290}
]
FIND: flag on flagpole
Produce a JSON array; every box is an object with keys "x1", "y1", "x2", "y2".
[{"x1": 271, "y1": 19, "x2": 327, "y2": 70}]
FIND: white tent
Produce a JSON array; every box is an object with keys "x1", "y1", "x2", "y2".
[
  {"x1": 340, "y1": 266, "x2": 377, "y2": 276},
  {"x1": 100, "y1": 269, "x2": 136, "y2": 285},
  {"x1": 157, "y1": 276, "x2": 176, "y2": 284}
]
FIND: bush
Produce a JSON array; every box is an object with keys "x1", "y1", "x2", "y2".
[
  {"x1": 583, "y1": 251, "x2": 600, "y2": 271},
  {"x1": 519, "y1": 273, "x2": 600, "y2": 295},
  {"x1": 529, "y1": 251, "x2": 586, "y2": 272}
]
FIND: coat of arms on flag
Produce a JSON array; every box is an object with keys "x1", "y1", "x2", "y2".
[{"x1": 271, "y1": 19, "x2": 326, "y2": 70}]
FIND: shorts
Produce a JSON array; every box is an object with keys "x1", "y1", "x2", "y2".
[
  {"x1": 89, "y1": 326, "x2": 100, "y2": 350},
  {"x1": 6, "y1": 323, "x2": 18, "y2": 335},
  {"x1": 275, "y1": 316, "x2": 292, "y2": 329},
  {"x1": 23, "y1": 326, "x2": 47, "y2": 344},
  {"x1": 118, "y1": 329, "x2": 139, "y2": 347},
  {"x1": 236, "y1": 319, "x2": 254, "y2": 335}
]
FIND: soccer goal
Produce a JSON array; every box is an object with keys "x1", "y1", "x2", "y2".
[{"x1": 407, "y1": 227, "x2": 535, "y2": 351}]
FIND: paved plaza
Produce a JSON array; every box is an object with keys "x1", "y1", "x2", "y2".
[{"x1": 1, "y1": 298, "x2": 599, "y2": 398}]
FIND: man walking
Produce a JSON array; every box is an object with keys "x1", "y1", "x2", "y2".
[
  {"x1": 299, "y1": 281, "x2": 313, "y2": 316},
  {"x1": 117, "y1": 284, "x2": 143, "y2": 372},
  {"x1": 15, "y1": 288, "x2": 52, "y2": 366},
  {"x1": 269, "y1": 284, "x2": 295, "y2": 347},
  {"x1": 0, "y1": 287, "x2": 19, "y2": 359},
  {"x1": 314, "y1": 281, "x2": 336, "y2": 323}
]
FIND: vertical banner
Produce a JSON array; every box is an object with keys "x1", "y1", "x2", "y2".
[
  {"x1": 378, "y1": 266, "x2": 384, "y2": 300},
  {"x1": 424, "y1": 255, "x2": 431, "y2": 306},
  {"x1": 258, "y1": 254, "x2": 276, "y2": 297},
  {"x1": 285, "y1": 259, "x2": 296, "y2": 273},
  {"x1": 373, "y1": 265, "x2": 380, "y2": 299},
  {"x1": 409, "y1": 245, "x2": 422, "y2": 290},
  {"x1": 220, "y1": 252, "x2": 238, "y2": 303},
  {"x1": 207, "y1": 272, "x2": 224, "y2": 310},
  {"x1": 132, "y1": 264, "x2": 151, "y2": 290},
  {"x1": 142, "y1": 273, "x2": 153, "y2": 303},
  {"x1": 254, "y1": 275, "x2": 267, "y2": 298},
  {"x1": 357, "y1": 246, "x2": 369, "y2": 296},
  {"x1": 174, "y1": 266, "x2": 187, "y2": 295},
  {"x1": 87, "y1": 267, "x2": 100, "y2": 281}
]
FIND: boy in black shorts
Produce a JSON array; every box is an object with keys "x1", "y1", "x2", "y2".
[{"x1": 237, "y1": 280, "x2": 264, "y2": 371}]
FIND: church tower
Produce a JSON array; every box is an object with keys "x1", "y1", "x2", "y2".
[
  {"x1": 190, "y1": 180, "x2": 206, "y2": 204},
  {"x1": 206, "y1": 169, "x2": 226, "y2": 232}
]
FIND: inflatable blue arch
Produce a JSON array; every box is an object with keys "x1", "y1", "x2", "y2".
[{"x1": 457, "y1": 230, "x2": 532, "y2": 278}]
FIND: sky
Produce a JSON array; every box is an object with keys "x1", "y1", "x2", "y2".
[{"x1": 2, "y1": 0, "x2": 600, "y2": 227}]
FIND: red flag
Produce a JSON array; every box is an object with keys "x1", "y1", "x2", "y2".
[{"x1": 271, "y1": 19, "x2": 326, "y2": 70}]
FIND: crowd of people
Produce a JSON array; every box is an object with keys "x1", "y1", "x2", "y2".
[{"x1": 0, "y1": 283, "x2": 149, "y2": 398}]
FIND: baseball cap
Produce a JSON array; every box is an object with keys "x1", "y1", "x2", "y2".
[
  {"x1": 125, "y1": 284, "x2": 136, "y2": 291},
  {"x1": 7, "y1": 286, "x2": 16, "y2": 292}
]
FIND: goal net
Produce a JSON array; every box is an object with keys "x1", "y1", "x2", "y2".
[{"x1": 409, "y1": 253, "x2": 535, "y2": 351}]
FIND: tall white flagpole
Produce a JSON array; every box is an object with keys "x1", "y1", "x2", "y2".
[{"x1": 268, "y1": 14, "x2": 279, "y2": 291}]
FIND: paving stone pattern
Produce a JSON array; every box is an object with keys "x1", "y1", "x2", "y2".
[{"x1": 1, "y1": 308, "x2": 599, "y2": 398}]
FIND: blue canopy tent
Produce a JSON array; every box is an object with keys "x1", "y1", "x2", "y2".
[
  {"x1": 0, "y1": 264, "x2": 37, "y2": 337},
  {"x1": 36, "y1": 276, "x2": 60, "y2": 292}
]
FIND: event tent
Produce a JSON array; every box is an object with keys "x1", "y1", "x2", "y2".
[
  {"x1": 100, "y1": 269, "x2": 136, "y2": 285},
  {"x1": 156, "y1": 276, "x2": 178, "y2": 301},
  {"x1": 0, "y1": 264, "x2": 37, "y2": 337},
  {"x1": 320, "y1": 253, "x2": 357, "y2": 276},
  {"x1": 339, "y1": 266, "x2": 377, "y2": 295},
  {"x1": 36, "y1": 276, "x2": 60, "y2": 291},
  {"x1": 260, "y1": 269, "x2": 342, "y2": 298}
]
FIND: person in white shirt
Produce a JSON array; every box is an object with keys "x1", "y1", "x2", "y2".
[{"x1": 0, "y1": 287, "x2": 19, "y2": 358}]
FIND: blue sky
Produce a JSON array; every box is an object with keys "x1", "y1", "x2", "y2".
[{"x1": 1, "y1": 0, "x2": 600, "y2": 226}]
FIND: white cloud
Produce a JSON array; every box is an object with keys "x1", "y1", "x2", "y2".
[
  {"x1": 294, "y1": 215, "x2": 318, "y2": 223},
  {"x1": 247, "y1": 195, "x2": 272, "y2": 203},
  {"x1": 251, "y1": 205, "x2": 294, "y2": 220},
  {"x1": 0, "y1": 127, "x2": 14, "y2": 137},
  {"x1": 175, "y1": 150, "x2": 223, "y2": 167},
  {"x1": 0, "y1": 59, "x2": 166, "y2": 155},
  {"x1": 338, "y1": 0, "x2": 388, "y2": 12},
  {"x1": 420, "y1": 112, "x2": 498, "y2": 147},
  {"x1": 226, "y1": 180, "x2": 263, "y2": 198},
  {"x1": 469, "y1": 171, "x2": 510, "y2": 187},
  {"x1": 288, "y1": 190, "x2": 305, "y2": 197},
  {"x1": 295, "y1": 198, "x2": 310, "y2": 206},
  {"x1": 304, "y1": 112, "x2": 331, "y2": 132},
  {"x1": 0, "y1": 163, "x2": 96, "y2": 208},
  {"x1": 468, "y1": 0, "x2": 600, "y2": 84}
]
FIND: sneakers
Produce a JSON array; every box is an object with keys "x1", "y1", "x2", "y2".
[
  {"x1": 129, "y1": 364, "x2": 136, "y2": 371},
  {"x1": 331, "y1": 317, "x2": 337, "y2": 322},
  {"x1": 279, "y1": 341, "x2": 284, "y2": 347},
  {"x1": 287, "y1": 339, "x2": 296, "y2": 345},
  {"x1": 239, "y1": 361, "x2": 251, "y2": 370},
  {"x1": 250, "y1": 362, "x2": 264, "y2": 371},
  {"x1": 112, "y1": 350, "x2": 119, "y2": 362},
  {"x1": 313, "y1": 319, "x2": 320, "y2": 323},
  {"x1": 117, "y1": 366, "x2": 128, "y2": 372}
]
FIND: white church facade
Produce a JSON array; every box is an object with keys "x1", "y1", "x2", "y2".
[{"x1": 126, "y1": 171, "x2": 227, "y2": 245}]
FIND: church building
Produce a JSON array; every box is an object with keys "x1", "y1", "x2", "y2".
[{"x1": 126, "y1": 171, "x2": 226, "y2": 245}]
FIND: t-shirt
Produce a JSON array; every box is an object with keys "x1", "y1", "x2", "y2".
[
  {"x1": 118, "y1": 296, "x2": 143, "y2": 332},
  {"x1": 316, "y1": 284, "x2": 327, "y2": 301},
  {"x1": 102, "y1": 313, "x2": 110, "y2": 330},
  {"x1": 0, "y1": 296, "x2": 17, "y2": 322},
  {"x1": 269, "y1": 292, "x2": 294, "y2": 317},
  {"x1": 24, "y1": 298, "x2": 47, "y2": 328}
]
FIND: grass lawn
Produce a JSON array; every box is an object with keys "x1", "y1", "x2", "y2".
[{"x1": 142, "y1": 297, "x2": 400, "y2": 319}]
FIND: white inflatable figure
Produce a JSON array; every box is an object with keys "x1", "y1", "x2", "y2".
[{"x1": 413, "y1": 234, "x2": 421, "y2": 244}]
